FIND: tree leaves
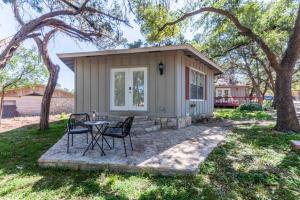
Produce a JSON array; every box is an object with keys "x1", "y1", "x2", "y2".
[{"x1": 0, "y1": 46, "x2": 48, "y2": 92}]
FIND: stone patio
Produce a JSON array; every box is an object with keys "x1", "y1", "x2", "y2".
[{"x1": 38, "y1": 125, "x2": 227, "y2": 175}]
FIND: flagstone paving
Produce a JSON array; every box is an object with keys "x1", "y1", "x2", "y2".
[{"x1": 39, "y1": 125, "x2": 227, "y2": 175}]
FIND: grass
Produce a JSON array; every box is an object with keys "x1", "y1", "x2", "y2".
[
  {"x1": 0, "y1": 120, "x2": 299, "y2": 199},
  {"x1": 214, "y1": 108, "x2": 273, "y2": 120}
]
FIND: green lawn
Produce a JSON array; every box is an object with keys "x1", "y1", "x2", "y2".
[
  {"x1": 0, "y1": 120, "x2": 299, "y2": 199},
  {"x1": 214, "y1": 108, "x2": 273, "y2": 121}
]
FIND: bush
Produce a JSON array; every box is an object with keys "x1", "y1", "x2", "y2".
[
  {"x1": 59, "y1": 112, "x2": 68, "y2": 120},
  {"x1": 262, "y1": 100, "x2": 273, "y2": 110},
  {"x1": 238, "y1": 103, "x2": 263, "y2": 111}
]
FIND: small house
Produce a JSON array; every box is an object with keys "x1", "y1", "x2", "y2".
[
  {"x1": 215, "y1": 84, "x2": 252, "y2": 107},
  {"x1": 58, "y1": 45, "x2": 223, "y2": 128},
  {"x1": 292, "y1": 90, "x2": 300, "y2": 101},
  {"x1": 2, "y1": 85, "x2": 74, "y2": 118}
]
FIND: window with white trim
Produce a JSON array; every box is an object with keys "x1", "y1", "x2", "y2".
[{"x1": 190, "y1": 69, "x2": 205, "y2": 100}]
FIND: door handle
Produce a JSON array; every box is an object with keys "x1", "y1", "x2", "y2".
[{"x1": 129, "y1": 87, "x2": 132, "y2": 90}]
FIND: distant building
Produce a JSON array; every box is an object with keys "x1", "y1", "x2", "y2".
[
  {"x1": 2, "y1": 85, "x2": 74, "y2": 118},
  {"x1": 292, "y1": 90, "x2": 300, "y2": 101},
  {"x1": 215, "y1": 84, "x2": 253, "y2": 107}
]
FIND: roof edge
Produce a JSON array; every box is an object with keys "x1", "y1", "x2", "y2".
[{"x1": 57, "y1": 45, "x2": 224, "y2": 74}]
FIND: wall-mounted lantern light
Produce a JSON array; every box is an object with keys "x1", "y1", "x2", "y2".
[{"x1": 158, "y1": 61, "x2": 164, "y2": 75}]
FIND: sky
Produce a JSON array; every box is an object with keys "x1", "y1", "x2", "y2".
[{"x1": 0, "y1": 3, "x2": 145, "y2": 91}]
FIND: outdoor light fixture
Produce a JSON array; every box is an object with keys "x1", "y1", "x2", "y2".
[{"x1": 158, "y1": 61, "x2": 164, "y2": 75}]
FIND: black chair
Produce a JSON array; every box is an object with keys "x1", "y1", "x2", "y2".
[
  {"x1": 66, "y1": 113, "x2": 92, "y2": 153},
  {"x1": 102, "y1": 116, "x2": 134, "y2": 157}
]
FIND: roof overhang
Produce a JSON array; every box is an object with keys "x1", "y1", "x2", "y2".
[{"x1": 57, "y1": 44, "x2": 224, "y2": 75}]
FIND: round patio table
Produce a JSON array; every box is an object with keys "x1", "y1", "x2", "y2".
[{"x1": 82, "y1": 120, "x2": 111, "y2": 156}]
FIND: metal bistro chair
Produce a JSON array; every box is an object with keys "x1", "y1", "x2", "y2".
[
  {"x1": 66, "y1": 113, "x2": 92, "y2": 153},
  {"x1": 102, "y1": 116, "x2": 134, "y2": 157}
]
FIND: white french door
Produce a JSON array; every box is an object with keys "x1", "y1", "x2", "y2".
[{"x1": 110, "y1": 67, "x2": 147, "y2": 111}]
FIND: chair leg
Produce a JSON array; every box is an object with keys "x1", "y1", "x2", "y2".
[
  {"x1": 113, "y1": 137, "x2": 115, "y2": 148},
  {"x1": 123, "y1": 138, "x2": 127, "y2": 157},
  {"x1": 129, "y1": 134, "x2": 133, "y2": 151},
  {"x1": 102, "y1": 136, "x2": 112, "y2": 149},
  {"x1": 86, "y1": 133, "x2": 89, "y2": 144},
  {"x1": 67, "y1": 133, "x2": 70, "y2": 153},
  {"x1": 71, "y1": 134, "x2": 74, "y2": 146}
]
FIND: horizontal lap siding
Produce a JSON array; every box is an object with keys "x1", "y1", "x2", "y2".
[
  {"x1": 75, "y1": 52, "x2": 177, "y2": 117},
  {"x1": 177, "y1": 52, "x2": 215, "y2": 117}
]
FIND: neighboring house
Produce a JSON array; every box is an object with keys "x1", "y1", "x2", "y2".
[
  {"x1": 58, "y1": 45, "x2": 224, "y2": 128},
  {"x1": 292, "y1": 90, "x2": 300, "y2": 101},
  {"x1": 215, "y1": 84, "x2": 252, "y2": 107},
  {"x1": 2, "y1": 85, "x2": 74, "y2": 118}
]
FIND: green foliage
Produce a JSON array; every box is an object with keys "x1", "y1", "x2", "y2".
[
  {"x1": 59, "y1": 112, "x2": 68, "y2": 120},
  {"x1": 214, "y1": 108, "x2": 273, "y2": 120},
  {"x1": 0, "y1": 47, "x2": 48, "y2": 92},
  {"x1": 0, "y1": 120, "x2": 299, "y2": 199},
  {"x1": 2, "y1": 0, "x2": 128, "y2": 48},
  {"x1": 137, "y1": 4, "x2": 180, "y2": 42},
  {"x1": 238, "y1": 103, "x2": 263, "y2": 111},
  {"x1": 262, "y1": 100, "x2": 273, "y2": 109}
]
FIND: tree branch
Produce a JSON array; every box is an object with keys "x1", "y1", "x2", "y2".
[
  {"x1": 159, "y1": 7, "x2": 280, "y2": 70},
  {"x1": 59, "y1": 0, "x2": 132, "y2": 27},
  {"x1": 281, "y1": 4, "x2": 300, "y2": 69}
]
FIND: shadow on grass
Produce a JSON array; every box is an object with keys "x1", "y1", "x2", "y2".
[
  {"x1": 196, "y1": 125, "x2": 300, "y2": 199},
  {"x1": 0, "y1": 120, "x2": 215, "y2": 199},
  {"x1": 0, "y1": 121, "x2": 300, "y2": 199}
]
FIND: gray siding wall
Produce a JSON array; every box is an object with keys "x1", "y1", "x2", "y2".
[
  {"x1": 74, "y1": 50, "x2": 216, "y2": 118},
  {"x1": 75, "y1": 51, "x2": 177, "y2": 117},
  {"x1": 175, "y1": 51, "x2": 215, "y2": 117}
]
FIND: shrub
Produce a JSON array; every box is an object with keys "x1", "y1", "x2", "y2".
[
  {"x1": 262, "y1": 100, "x2": 273, "y2": 110},
  {"x1": 238, "y1": 103, "x2": 263, "y2": 111},
  {"x1": 59, "y1": 112, "x2": 68, "y2": 120}
]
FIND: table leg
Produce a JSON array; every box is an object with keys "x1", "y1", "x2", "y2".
[{"x1": 83, "y1": 130, "x2": 106, "y2": 156}]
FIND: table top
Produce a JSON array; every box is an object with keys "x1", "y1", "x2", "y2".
[{"x1": 84, "y1": 120, "x2": 110, "y2": 126}]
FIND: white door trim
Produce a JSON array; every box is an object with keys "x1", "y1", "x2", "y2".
[{"x1": 110, "y1": 67, "x2": 148, "y2": 111}]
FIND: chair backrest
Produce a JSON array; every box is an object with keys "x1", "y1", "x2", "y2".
[
  {"x1": 121, "y1": 116, "x2": 134, "y2": 136},
  {"x1": 68, "y1": 113, "x2": 90, "y2": 130}
]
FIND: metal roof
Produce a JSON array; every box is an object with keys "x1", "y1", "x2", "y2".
[{"x1": 57, "y1": 44, "x2": 224, "y2": 75}]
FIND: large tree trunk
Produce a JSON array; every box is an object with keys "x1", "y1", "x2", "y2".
[
  {"x1": 274, "y1": 69, "x2": 300, "y2": 132},
  {"x1": 34, "y1": 30, "x2": 59, "y2": 130},
  {"x1": 39, "y1": 66, "x2": 59, "y2": 130}
]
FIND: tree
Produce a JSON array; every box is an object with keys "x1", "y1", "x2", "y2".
[
  {"x1": 1, "y1": 0, "x2": 129, "y2": 69},
  {"x1": 131, "y1": 0, "x2": 300, "y2": 132},
  {"x1": 0, "y1": 47, "x2": 47, "y2": 124},
  {"x1": 2, "y1": 0, "x2": 130, "y2": 130}
]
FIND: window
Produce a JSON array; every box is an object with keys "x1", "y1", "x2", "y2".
[
  {"x1": 217, "y1": 89, "x2": 222, "y2": 97},
  {"x1": 190, "y1": 69, "x2": 205, "y2": 100}
]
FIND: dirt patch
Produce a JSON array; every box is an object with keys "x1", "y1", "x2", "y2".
[{"x1": 0, "y1": 115, "x2": 63, "y2": 133}]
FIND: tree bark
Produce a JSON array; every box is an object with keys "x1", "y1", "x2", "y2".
[
  {"x1": 34, "y1": 30, "x2": 59, "y2": 130},
  {"x1": 39, "y1": 66, "x2": 59, "y2": 130},
  {"x1": 274, "y1": 69, "x2": 300, "y2": 132}
]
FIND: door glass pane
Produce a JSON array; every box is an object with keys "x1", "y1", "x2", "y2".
[
  {"x1": 132, "y1": 71, "x2": 144, "y2": 107},
  {"x1": 114, "y1": 72, "x2": 125, "y2": 106}
]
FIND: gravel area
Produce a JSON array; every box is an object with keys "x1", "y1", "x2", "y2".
[{"x1": 0, "y1": 115, "x2": 63, "y2": 133}]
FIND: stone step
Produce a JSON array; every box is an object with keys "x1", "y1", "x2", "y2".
[
  {"x1": 98, "y1": 115, "x2": 160, "y2": 134},
  {"x1": 105, "y1": 115, "x2": 150, "y2": 121},
  {"x1": 108, "y1": 120, "x2": 156, "y2": 127},
  {"x1": 132, "y1": 124, "x2": 161, "y2": 135}
]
